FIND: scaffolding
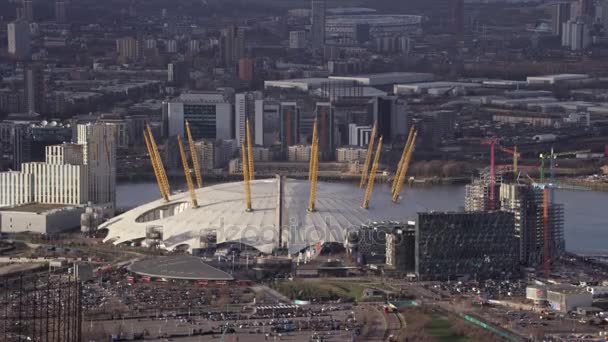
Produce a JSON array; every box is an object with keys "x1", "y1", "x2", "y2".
[{"x1": 1, "y1": 271, "x2": 82, "y2": 342}]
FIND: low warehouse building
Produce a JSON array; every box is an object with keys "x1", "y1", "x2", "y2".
[
  {"x1": 0, "y1": 203, "x2": 84, "y2": 234},
  {"x1": 547, "y1": 286, "x2": 593, "y2": 312}
]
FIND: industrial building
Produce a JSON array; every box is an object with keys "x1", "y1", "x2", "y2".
[
  {"x1": 415, "y1": 211, "x2": 519, "y2": 281},
  {"x1": 0, "y1": 203, "x2": 84, "y2": 234},
  {"x1": 527, "y1": 284, "x2": 593, "y2": 312},
  {"x1": 328, "y1": 72, "x2": 433, "y2": 86}
]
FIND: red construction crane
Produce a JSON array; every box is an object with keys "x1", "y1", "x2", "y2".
[{"x1": 481, "y1": 137, "x2": 520, "y2": 210}]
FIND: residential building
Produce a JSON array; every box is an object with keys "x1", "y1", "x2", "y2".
[
  {"x1": 311, "y1": 0, "x2": 326, "y2": 49},
  {"x1": 7, "y1": 20, "x2": 31, "y2": 60},
  {"x1": 551, "y1": 3, "x2": 571, "y2": 36},
  {"x1": 336, "y1": 146, "x2": 366, "y2": 163},
  {"x1": 238, "y1": 58, "x2": 254, "y2": 82},
  {"x1": 370, "y1": 96, "x2": 409, "y2": 143},
  {"x1": 22, "y1": 0, "x2": 33, "y2": 21},
  {"x1": 280, "y1": 102, "x2": 300, "y2": 149},
  {"x1": 220, "y1": 25, "x2": 245, "y2": 67},
  {"x1": 289, "y1": 31, "x2": 307, "y2": 49},
  {"x1": 168, "y1": 62, "x2": 190, "y2": 86},
  {"x1": 348, "y1": 123, "x2": 372, "y2": 147},
  {"x1": 0, "y1": 171, "x2": 33, "y2": 207},
  {"x1": 76, "y1": 123, "x2": 116, "y2": 209},
  {"x1": 55, "y1": 1, "x2": 67, "y2": 23},
  {"x1": 287, "y1": 145, "x2": 311, "y2": 162},
  {"x1": 23, "y1": 64, "x2": 45, "y2": 114},
  {"x1": 254, "y1": 99, "x2": 281, "y2": 147},
  {"x1": 235, "y1": 92, "x2": 262, "y2": 145},
  {"x1": 116, "y1": 37, "x2": 139, "y2": 62}
]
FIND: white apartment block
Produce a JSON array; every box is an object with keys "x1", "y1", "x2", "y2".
[
  {"x1": 45, "y1": 143, "x2": 84, "y2": 165},
  {"x1": 336, "y1": 147, "x2": 367, "y2": 163},
  {"x1": 288, "y1": 145, "x2": 311, "y2": 162},
  {"x1": 0, "y1": 171, "x2": 33, "y2": 207},
  {"x1": 22, "y1": 162, "x2": 88, "y2": 205}
]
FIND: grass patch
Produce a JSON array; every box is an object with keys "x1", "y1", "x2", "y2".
[
  {"x1": 426, "y1": 315, "x2": 470, "y2": 342},
  {"x1": 274, "y1": 279, "x2": 381, "y2": 302}
]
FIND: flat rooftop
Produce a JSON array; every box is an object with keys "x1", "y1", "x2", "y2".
[
  {"x1": 128, "y1": 256, "x2": 234, "y2": 281},
  {"x1": 0, "y1": 203, "x2": 72, "y2": 213}
]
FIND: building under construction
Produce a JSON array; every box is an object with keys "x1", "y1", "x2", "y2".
[
  {"x1": 0, "y1": 271, "x2": 82, "y2": 342},
  {"x1": 464, "y1": 171, "x2": 502, "y2": 212},
  {"x1": 500, "y1": 183, "x2": 565, "y2": 267}
]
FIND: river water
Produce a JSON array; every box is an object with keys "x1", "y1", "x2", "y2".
[{"x1": 116, "y1": 182, "x2": 608, "y2": 255}]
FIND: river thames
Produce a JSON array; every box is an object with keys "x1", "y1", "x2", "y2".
[{"x1": 116, "y1": 182, "x2": 608, "y2": 255}]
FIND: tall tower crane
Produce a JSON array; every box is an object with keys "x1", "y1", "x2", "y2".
[
  {"x1": 246, "y1": 118, "x2": 255, "y2": 181},
  {"x1": 143, "y1": 130, "x2": 168, "y2": 201},
  {"x1": 392, "y1": 130, "x2": 417, "y2": 203},
  {"x1": 185, "y1": 121, "x2": 203, "y2": 188},
  {"x1": 177, "y1": 135, "x2": 199, "y2": 208},
  {"x1": 543, "y1": 186, "x2": 550, "y2": 278},
  {"x1": 241, "y1": 143, "x2": 252, "y2": 212},
  {"x1": 391, "y1": 126, "x2": 415, "y2": 195},
  {"x1": 146, "y1": 125, "x2": 171, "y2": 198},
  {"x1": 481, "y1": 137, "x2": 520, "y2": 210},
  {"x1": 359, "y1": 121, "x2": 377, "y2": 188},
  {"x1": 361, "y1": 136, "x2": 383, "y2": 209},
  {"x1": 308, "y1": 121, "x2": 319, "y2": 212},
  {"x1": 539, "y1": 148, "x2": 590, "y2": 183}
]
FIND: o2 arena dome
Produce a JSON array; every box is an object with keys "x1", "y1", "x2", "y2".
[{"x1": 101, "y1": 177, "x2": 415, "y2": 255}]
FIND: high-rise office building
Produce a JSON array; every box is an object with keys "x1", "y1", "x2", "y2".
[
  {"x1": 220, "y1": 25, "x2": 245, "y2": 67},
  {"x1": 311, "y1": 0, "x2": 326, "y2": 50},
  {"x1": 24, "y1": 64, "x2": 45, "y2": 114},
  {"x1": 370, "y1": 96, "x2": 410, "y2": 143},
  {"x1": 235, "y1": 92, "x2": 262, "y2": 145},
  {"x1": 0, "y1": 121, "x2": 32, "y2": 171},
  {"x1": 571, "y1": 0, "x2": 595, "y2": 20},
  {"x1": 116, "y1": 37, "x2": 139, "y2": 62},
  {"x1": 55, "y1": 1, "x2": 67, "y2": 23},
  {"x1": 551, "y1": 3, "x2": 571, "y2": 36},
  {"x1": 348, "y1": 124, "x2": 373, "y2": 147},
  {"x1": 166, "y1": 92, "x2": 233, "y2": 141},
  {"x1": 7, "y1": 21, "x2": 31, "y2": 60},
  {"x1": 603, "y1": 0, "x2": 608, "y2": 29},
  {"x1": 22, "y1": 0, "x2": 33, "y2": 22},
  {"x1": 76, "y1": 123, "x2": 117, "y2": 209}
]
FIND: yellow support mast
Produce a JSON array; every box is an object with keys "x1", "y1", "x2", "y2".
[
  {"x1": 392, "y1": 130, "x2": 417, "y2": 203},
  {"x1": 143, "y1": 130, "x2": 168, "y2": 201},
  {"x1": 362, "y1": 136, "x2": 383, "y2": 209},
  {"x1": 308, "y1": 118, "x2": 318, "y2": 180},
  {"x1": 246, "y1": 119, "x2": 255, "y2": 181},
  {"x1": 359, "y1": 121, "x2": 377, "y2": 188},
  {"x1": 241, "y1": 143, "x2": 252, "y2": 212},
  {"x1": 185, "y1": 121, "x2": 203, "y2": 188},
  {"x1": 177, "y1": 135, "x2": 199, "y2": 208},
  {"x1": 391, "y1": 126, "x2": 415, "y2": 195},
  {"x1": 146, "y1": 125, "x2": 171, "y2": 198},
  {"x1": 308, "y1": 130, "x2": 319, "y2": 212}
]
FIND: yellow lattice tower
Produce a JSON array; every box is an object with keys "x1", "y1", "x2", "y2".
[
  {"x1": 143, "y1": 130, "x2": 168, "y2": 201},
  {"x1": 392, "y1": 126, "x2": 416, "y2": 195},
  {"x1": 308, "y1": 118, "x2": 318, "y2": 181},
  {"x1": 362, "y1": 136, "x2": 383, "y2": 209},
  {"x1": 359, "y1": 121, "x2": 377, "y2": 188},
  {"x1": 308, "y1": 137, "x2": 319, "y2": 212},
  {"x1": 146, "y1": 125, "x2": 171, "y2": 197},
  {"x1": 392, "y1": 130, "x2": 417, "y2": 203},
  {"x1": 246, "y1": 119, "x2": 254, "y2": 181},
  {"x1": 177, "y1": 135, "x2": 199, "y2": 208},
  {"x1": 185, "y1": 121, "x2": 203, "y2": 188},
  {"x1": 241, "y1": 143, "x2": 252, "y2": 212}
]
